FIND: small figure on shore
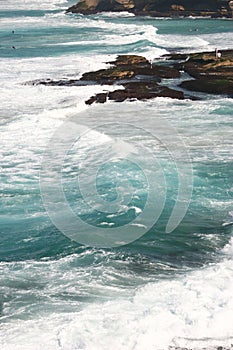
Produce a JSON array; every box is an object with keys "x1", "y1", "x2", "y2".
[
  {"x1": 149, "y1": 59, "x2": 152, "y2": 69},
  {"x1": 215, "y1": 48, "x2": 221, "y2": 60},
  {"x1": 217, "y1": 51, "x2": 222, "y2": 60}
]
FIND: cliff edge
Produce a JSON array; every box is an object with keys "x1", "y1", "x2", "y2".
[{"x1": 66, "y1": 0, "x2": 233, "y2": 17}]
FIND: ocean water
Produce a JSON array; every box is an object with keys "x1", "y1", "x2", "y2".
[{"x1": 0, "y1": 0, "x2": 233, "y2": 349}]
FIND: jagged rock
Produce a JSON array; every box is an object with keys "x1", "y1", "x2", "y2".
[
  {"x1": 86, "y1": 92, "x2": 108, "y2": 104},
  {"x1": 81, "y1": 68, "x2": 136, "y2": 84},
  {"x1": 165, "y1": 50, "x2": 233, "y2": 96},
  {"x1": 66, "y1": 0, "x2": 233, "y2": 18},
  {"x1": 110, "y1": 55, "x2": 148, "y2": 66},
  {"x1": 85, "y1": 82, "x2": 184, "y2": 104},
  {"x1": 28, "y1": 51, "x2": 233, "y2": 104},
  {"x1": 81, "y1": 54, "x2": 180, "y2": 84}
]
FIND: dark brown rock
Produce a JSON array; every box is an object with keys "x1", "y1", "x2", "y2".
[
  {"x1": 80, "y1": 67, "x2": 136, "y2": 84},
  {"x1": 109, "y1": 82, "x2": 184, "y2": 101},
  {"x1": 27, "y1": 50, "x2": 233, "y2": 104},
  {"x1": 85, "y1": 92, "x2": 109, "y2": 105},
  {"x1": 165, "y1": 50, "x2": 233, "y2": 96},
  {"x1": 82, "y1": 54, "x2": 183, "y2": 104},
  {"x1": 81, "y1": 54, "x2": 180, "y2": 85},
  {"x1": 86, "y1": 81, "x2": 184, "y2": 104},
  {"x1": 180, "y1": 79, "x2": 233, "y2": 96},
  {"x1": 112, "y1": 55, "x2": 148, "y2": 66},
  {"x1": 66, "y1": 0, "x2": 233, "y2": 18}
]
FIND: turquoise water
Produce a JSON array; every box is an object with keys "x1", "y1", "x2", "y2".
[{"x1": 0, "y1": 1, "x2": 233, "y2": 349}]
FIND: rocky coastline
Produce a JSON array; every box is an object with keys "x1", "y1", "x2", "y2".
[
  {"x1": 66, "y1": 0, "x2": 233, "y2": 18},
  {"x1": 30, "y1": 49, "x2": 233, "y2": 105}
]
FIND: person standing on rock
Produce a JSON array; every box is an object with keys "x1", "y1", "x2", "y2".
[{"x1": 215, "y1": 48, "x2": 222, "y2": 60}]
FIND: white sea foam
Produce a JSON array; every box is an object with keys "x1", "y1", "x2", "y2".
[
  {"x1": 100, "y1": 221, "x2": 115, "y2": 226},
  {"x1": 130, "y1": 223, "x2": 147, "y2": 229},
  {"x1": 202, "y1": 32, "x2": 233, "y2": 50},
  {"x1": 1, "y1": 2, "x2": 233, "y2": 349},
  {"x1": 130, "y1": 206, "x2": 142, "y2": 214},
  {"x1": 0, "y1": 0, "x2": 70, "y2": 11},
  {"x1": 0, "y1": 52, "x2": 117, "y2": 121},
  {"x1": 222, "y1": 237, "x2": 233, "y2": 255},
  {"x1": 155, "y1": 34, "x2": 210, "y2": 51},
  {"x1": 1, "y1": 244, "x2": 233, "y2": 350},
  {"x1": 98, "y1": 11, "x2": 135, "y2": 18}
]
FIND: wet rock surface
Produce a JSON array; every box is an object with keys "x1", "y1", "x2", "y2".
[
  {"x1": 29, "y1": 50, "x2": 233, "y2": 104},
  {"x1": 66, "y1": 0, "x2": 233, "y2": 18},
  {"x1": 166, "y1": 50, "x2": 233, "y2": 96}
]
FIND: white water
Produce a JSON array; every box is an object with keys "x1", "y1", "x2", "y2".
[
  {"x1": 0, "y1": 238, "x2": 233, "y2": 350},
  {"x1": 1, "y1": 0, "x2": 233, "y2": 349}
]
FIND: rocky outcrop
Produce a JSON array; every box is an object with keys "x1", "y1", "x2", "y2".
[
  {"x1": 66, "y1": 0, "x2": 233, "y2": 18},
  {"x1": 82, "y1": 55, "x2": 184, "y2": 103},
  {"x1": 29, "y1": 50, "x2": 233, "y2": 104},
  {"x1": 29, "y1": 54, "x2": 186, "y2": 103},
  {"x1": 165, "y1": 50, "x2": 233, "y2": 95},
  {"x1": 85, "y1": 81, "x2": 184, "y2": 105}
]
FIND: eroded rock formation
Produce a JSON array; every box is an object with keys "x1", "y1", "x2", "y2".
[
  {"x1": 28, "y1": 50, "x2": 233, "y2": 104},
  {"x1": 66, "y1": 0, "x2": 233, "y2": 18}
]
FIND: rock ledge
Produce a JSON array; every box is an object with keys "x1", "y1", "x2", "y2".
[
  {"x1": 66, "y1": 0, "x2": 233, "y2": 18},
  {"x1": 29, "y1": 50, "x2": 233, "y2": 104}
]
